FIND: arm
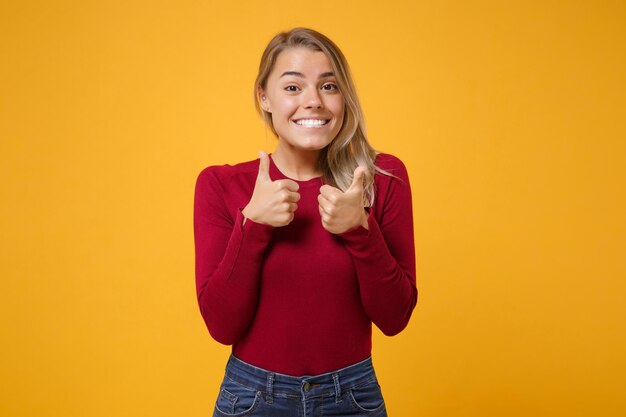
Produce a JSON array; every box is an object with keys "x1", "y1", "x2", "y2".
[
  {"x1": 193, "y1": 167, "x2": 273, "y2": 345},
  {"x1": 339, "y1": 157, "x2": 418, "y2": 336}
]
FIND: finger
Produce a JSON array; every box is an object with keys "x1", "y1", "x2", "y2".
[
  {"x1": 275, "y1": 190, "x2": 300, "y2": 205},
  {"x1": 347, "y1": 166, "x2": 366, "y2": 193},
  {"x1": 317, "y1": 195, "x2": 332, "y2": 215},
  {"x1": 318, "y1": 205, "x2": 331, "y2": 226},
  {"x1": 287, "y1": 203, "x2": 298, "y2": 212},
  {"x1": 282, "y1": 212, "x2": 295, "y2": 225},
  {"x1": 276, "y1": 179, "x2": 300, "y2": 192},
  {"x1": 285, "y1": 191, "x2": 301, "y2": 203},
  {"x1": 319, "y1": 184, "x2": 341, "y2": 201},
  {"x1": 318, "y1": 204, "x2": 325, "y2": 218},
  {"x1": 256, "y1": 151, "x2": 271, "y2": 183}
]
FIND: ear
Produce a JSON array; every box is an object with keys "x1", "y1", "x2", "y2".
[{"x1": 257, "y1": 87, "x2": 271, "y2": 112}]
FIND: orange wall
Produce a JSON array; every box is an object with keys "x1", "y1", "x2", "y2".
[{"x1": 1, "y1": 1, "x2": 625, "y2": 416}]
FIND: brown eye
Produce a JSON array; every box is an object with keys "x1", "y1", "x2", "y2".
[
  {"x1": 285, "y1": 85, "x2": 299, "y2": 92},
  {"x1": 322, "y1": 83, "x2": 338, "y2": 91}
]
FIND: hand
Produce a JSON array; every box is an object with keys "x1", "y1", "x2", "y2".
[
  {"x1": 242, "y1": 151, "x2": 300, "y2": 227},
  {"x1": 318, "y1": 166, "x2": 369, "y2": 234}
]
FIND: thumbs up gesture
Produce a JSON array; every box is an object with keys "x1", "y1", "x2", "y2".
[
  {"x1": 242, "y1": 151, "x2": 301, "y2": 227},
  {"x1": 317, "y1": 166, "x2": 369, "y2": 234}
]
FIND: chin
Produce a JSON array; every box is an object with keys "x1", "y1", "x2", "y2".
[
  {"x1": 278, "y1": 134, "x2": 333, "y2": 151},
  {"x1": 297, "y1": 139, "x2": 334, "y2": 151}
]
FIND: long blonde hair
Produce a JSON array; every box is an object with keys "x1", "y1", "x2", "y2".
[{"x1": 254, "y1": 27, "x2": 389, "y2": 207}]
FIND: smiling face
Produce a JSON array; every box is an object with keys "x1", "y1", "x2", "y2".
[{"x1": 259, "y1": 47, "x2": 345, "y2": 153}]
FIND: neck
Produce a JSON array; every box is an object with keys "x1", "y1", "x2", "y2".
[{"x1": 271, "y1": 141, "x2": 323, "y2": 181}]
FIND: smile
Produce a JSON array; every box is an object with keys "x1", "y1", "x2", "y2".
[{"x1": 292, "y1": 119, "x2": 330, "y2": 128}]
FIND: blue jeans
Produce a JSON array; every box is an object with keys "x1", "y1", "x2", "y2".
[{"x1": 213, "y1": 354, "x2": 388, "y2": 417}]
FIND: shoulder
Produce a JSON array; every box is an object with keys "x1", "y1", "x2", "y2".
[
  {"x1": 371, "y1": 152, "x2": 412, "y2": 212},
  {"x1": 196, "y1": 158, "x2": 259, "y2": 186},
  {"x1": 194, "y1": 158, "x2": 260, "y2": 207},
  {"x1": 374, "y1": 152, "x2": 409, "y2": 180},
  {"x1": 194, "y1": 158, "x2": 260, "y2": 218}
]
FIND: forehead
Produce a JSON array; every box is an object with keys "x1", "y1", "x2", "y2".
[{"x1": 270, "y1": 47, "x2": 334, "y2": 77}]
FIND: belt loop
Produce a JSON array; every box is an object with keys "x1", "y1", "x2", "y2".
[
  {"x1": 266, "y1": 373, "x2": 274, "y2": 404},
  {"x1": 333, "y1": 373, "x2": 342, "y2": 403}
]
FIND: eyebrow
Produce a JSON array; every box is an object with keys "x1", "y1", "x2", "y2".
[{"x1": 279, "y1": 71, "x2": 335, "y2": 79}]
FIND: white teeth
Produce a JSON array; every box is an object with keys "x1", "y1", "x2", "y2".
[{"x1": 295, "y1": 119, "x2": 328, "y2": 127}]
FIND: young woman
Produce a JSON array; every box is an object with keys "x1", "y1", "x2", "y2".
[{"x1": 194, "y1": 27, "x2": 417, "y2": 417}]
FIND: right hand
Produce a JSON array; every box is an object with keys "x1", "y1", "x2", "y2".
[{"x1": 242, "y1": 151, "x2": 300, "y2": 227}]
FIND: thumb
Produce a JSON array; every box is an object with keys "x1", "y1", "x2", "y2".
[
  {"x1": 348, "y1": 165, "x2": 366, "y2": 193},
  {"x1": 256, "y1": 150, "x2": 271, "y2": 183}
]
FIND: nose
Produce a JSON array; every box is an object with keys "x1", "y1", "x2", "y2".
[{"x1": 304, "y1": 88, "x2": 323, "y2": 109}]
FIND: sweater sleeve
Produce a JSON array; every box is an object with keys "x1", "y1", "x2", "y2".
[
  {"x1": 338, "y1": 156, "x2": 418, "y2": 336},
  {"x1": 193, "y1": 167, "x2": 274, "y2": 345}
]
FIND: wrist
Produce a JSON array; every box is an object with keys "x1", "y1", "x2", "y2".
[
  {"x1": 360, "y1": 210, "x2": 369, "y2": 230},
  {"x1": 242, "y1": 206, "x2": 254, "y2": 222},
  {"x1": 242, "y1": 205, "x2": 259, "y2": 225}
]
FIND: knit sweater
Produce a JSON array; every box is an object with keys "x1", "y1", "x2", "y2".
[{"x1": 193, "y1": 152, "x2": 417, "y2": 376}]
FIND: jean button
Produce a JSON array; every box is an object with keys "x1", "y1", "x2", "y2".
[{"x1": 303, "y1": 382, "x2": 311, "y2": 392}]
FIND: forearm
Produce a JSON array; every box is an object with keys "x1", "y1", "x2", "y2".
[
  {"x1": 340, "y1": 214, "x2": 417, "y2": 336},
  {"x1": 195, "y1": 209, "x2": 273, "y2": 345}
]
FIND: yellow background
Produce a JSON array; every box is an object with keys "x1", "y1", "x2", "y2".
[{"x1": 1, "y1": 1, "x2": 625, "y2": 416}]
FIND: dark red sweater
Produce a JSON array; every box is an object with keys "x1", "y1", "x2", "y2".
[{"x1": 194, "y1": 152, "x2": 417, "y2": 376}]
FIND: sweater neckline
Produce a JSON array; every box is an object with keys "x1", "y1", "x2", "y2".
[{"x1": 268, "y1": 153, "x2": 324, "y2": 188}]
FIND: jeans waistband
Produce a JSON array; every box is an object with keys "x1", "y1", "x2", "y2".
[{"x1": 224, "y1": 354, "x2": 378, "y2": 402}]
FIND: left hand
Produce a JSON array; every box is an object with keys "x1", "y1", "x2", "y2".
[{"x1": 318, "y1": 166, "x2": 369, "y2": 234}]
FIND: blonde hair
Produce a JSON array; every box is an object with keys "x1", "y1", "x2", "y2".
[{"x1": 254, "y1": 27, "x2": 390, "y2": 207}]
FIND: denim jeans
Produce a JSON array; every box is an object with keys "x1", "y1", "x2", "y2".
[{"x1": 212, "y1": 354, "x2": 388, "y2": 417}]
